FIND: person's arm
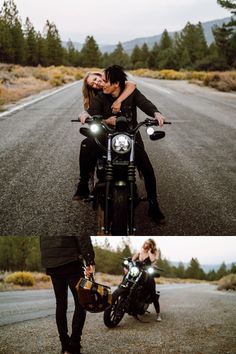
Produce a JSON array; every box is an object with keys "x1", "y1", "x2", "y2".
[
  {"x1": 75, "y1": 235, "x2": 95, "y2": 266},
  {"x1": 134, "y1": 89, "x2": 165, "y2": 127},
  {"x1": 132, "y1": 251, "x2": 140, "y2": 261},
  {"x1": 112, "y1": 81, "x2": 136, "y2": 113},
  {"x1": 148, "y1": 250, "x2": 157, "y2": 263}
]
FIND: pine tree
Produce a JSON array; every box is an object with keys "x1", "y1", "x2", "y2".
[
  {"x1": 176, "y1": 22, "x2": 208, "y2": 69},
  {"x1": 147, "y1": 42, "x2": 160, "y2": 69},
  {"x1": 186, "y1": 258, "x2": 205, "y2": 279},
  {"x1": 159, "y1": 29, "x2": 173, "y2": 50},
  {"x1": 36, "y1": 31, "x2": 48, "y2": 66},
  {"x1": 44, "y1": 20, "x2": 63, "y2": 66},
  {"x1": 130, "y1": 45, "x2": 143, "y2": 69},
  {"x1": 109, "y1": 42, "x2": 130, "y2": 68},
  {"x1": 0, "y1": 0, "x2": 25, "y2": 64},
  {"x1": 80, "y1": 36, "x2": 102, "y2": 67},
  {"x1": 24, "y1": 17, "x2": 38, "y2": 66},
  {"x1": 216, "y1": 262, "x2": 228, "y2": 279}
]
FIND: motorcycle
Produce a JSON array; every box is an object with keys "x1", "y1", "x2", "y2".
[
  {"x1": 103, "y1": 257, "x2": 163, "y2": 328},
  {"x1": 72, "y1": 115, "x2": 169, "y2": 235}
]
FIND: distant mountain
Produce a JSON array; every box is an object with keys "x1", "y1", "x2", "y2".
[{"x1": 63, "y1": 17, "x2": 231, "y2": 54}]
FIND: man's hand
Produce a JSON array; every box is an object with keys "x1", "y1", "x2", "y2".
[
  {"x1": 84, "y1": 265, "x2": 94, "y2": 277},
  {"x1": 154, "y1": 112, "x2": 165, "y2": 127},
  {"x1": 104, "y1": 116, "x2": 117, "y2": 126},
  {"x1": 79, "y1": 111, "x2": 90, "y2": 124},
  {"x1": 111, "y1": 100, "x2": 121, "y2": 114}
]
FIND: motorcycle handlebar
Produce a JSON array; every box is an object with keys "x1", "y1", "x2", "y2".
[{"x1": 71, "y1": 116, "x2": 171, "y2": 125}]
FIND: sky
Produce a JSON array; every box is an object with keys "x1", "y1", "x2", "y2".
[
  {"x1": 4, "y1": 0, "x2": 231, "y2": 44},
  {"x1": 91, "y1": 236, "x2": 236, "y2": 265}
]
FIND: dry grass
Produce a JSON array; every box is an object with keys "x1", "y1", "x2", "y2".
[
  {"x1": 130, "y1": 68, "x2": 236, "y2": 92},
  {"x1": 217, "y1": 273, "x2": 236, "y2": 291},
  {"x1": 0, "y1": 271, "x2": 209, "y2": 291},
  {"x1": 0, "y1": 64, "x2": 88, "y2": 109},
  {"x1": 0, "y1": 271, "x2": 52, "y2": 291}
]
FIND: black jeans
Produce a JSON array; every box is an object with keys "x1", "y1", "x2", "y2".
[
  {"x1": 50, "y1": 273, "x2": 86, "y2": 352},
  {"x1": 146, "y1": 276, "x2": 160, "y2": 314},
  {"x1": 79, "y1": 137, "x2": 158, "y2": 200}
]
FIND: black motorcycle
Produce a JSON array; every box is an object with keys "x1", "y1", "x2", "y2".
[
  {"x1": 103, "y1": 257, "x2": 162, "y2": 328},
  {"x1": 72, "y1": 115, "x2": 169, "y2": 235}
]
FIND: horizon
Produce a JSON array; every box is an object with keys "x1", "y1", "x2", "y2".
[
  {"x1": 2, "y1": 0, "x2": 230, "y2": 44},
  {"x1": 91, "y1": 236, "x2": 236, "y2": 266}
]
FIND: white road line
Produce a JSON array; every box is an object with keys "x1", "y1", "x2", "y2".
[{"x1": 0, "y1": 80, "x2": 82, "y2": 119}]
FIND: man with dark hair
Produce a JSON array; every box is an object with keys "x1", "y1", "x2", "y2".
[
  {"x1": 40, "y1": 235, "x2": 95, "y2": 354},
  {"x1": 77, "y1": 65, "x2": 166, "y2": 224}
]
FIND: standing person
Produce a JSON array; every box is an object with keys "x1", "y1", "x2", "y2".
[
  {"x1": 76, "y1": 65, "x2": 166, "y2": 224},
  {"x1": 73, "y1": 71, "x2": 136, "y2": 201},
  {"x1": 132, "y1": 238, "x2": 162, "y2": 321},
  {"x1": 40, "y1": 235, "x2": 95, "y2": 354}
]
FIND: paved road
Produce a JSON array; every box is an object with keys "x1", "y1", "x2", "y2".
[
  {"x1": 0, "y1": 284, "x2": 235, "y2": 353},
  {"x1": 0, "y1": 78, "x2": 235, "y2": 235}
]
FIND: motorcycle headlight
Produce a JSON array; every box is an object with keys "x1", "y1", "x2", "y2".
[
  {"x1": 90, "y1": 123, "x2": 100, "y2": 134},
  {"x1": 146, "y1": 127, "x2": 155, "y2": 135},
  {"x1": 130, "y1": 266, "x2": 140, "y2": 277},
  {"x1": 147, "y1": 267, "x2": 155, "y2": 275},
  {"x1": 123, "y1": 260, "x2": 129, "y2": 266},
  {"x1": 112, "y1": 134, "x2": 131, "y2": 154}
]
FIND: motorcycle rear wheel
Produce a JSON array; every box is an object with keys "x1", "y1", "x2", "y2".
[
  {"x1": 103, "y1": 288, "x2": 126, "y2": 328},
  {"x1": 111, "y1": 186, "x2": 128, "y2": 235}
]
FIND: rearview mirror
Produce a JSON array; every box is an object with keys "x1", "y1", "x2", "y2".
[{"x1": 149, "y1": 131, "x2": 165, "y2": 141}]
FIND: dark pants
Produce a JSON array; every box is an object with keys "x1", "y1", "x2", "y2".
[
  {"x1": 146, "y1": 276, "x2": 160, "y2": 313},
  {"x1": 79, "y1": 137, "x2": 158, "y2": 200},
  {"x1": 50, "y1": 273, "x2": 86, "y2": 352}
]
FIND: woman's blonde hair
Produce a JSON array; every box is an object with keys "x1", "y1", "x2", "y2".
[
  {"x1": 143, "y1": 238, "x2": 158, "y2": 255},
  {"x1": 82, "y1": 71, "x2": 102, "y2": 110}
]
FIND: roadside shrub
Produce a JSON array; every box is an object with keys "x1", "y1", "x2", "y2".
[
  {"x1": 50, "y1": 73, "x2": 63, "y2": 86},
  {"x1": 217, "y1": 274, "x2": 236, "y2": 291},
  {"x1": 5, "y1": 271, "x2": 35, "y2": 286},
  {"x1": 33, "y1": 273, "x2": 51, "y2": 282}
]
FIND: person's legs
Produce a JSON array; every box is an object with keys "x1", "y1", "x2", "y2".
[
  {"x1": 134, "y1": 144, "x2": 165, "y2": 223},
  {"x1": 51, "y1": 275, "x2": 70, "y2": 352},
  {"x1": 73, "y1": 138, "x2": 101, "y2": 200},
  {"x1": 146, "y1": 276, "x2": 161, "y2": 320},
  {"x1": 68, "y1": 275, "x2": 86, "y2": 353}
]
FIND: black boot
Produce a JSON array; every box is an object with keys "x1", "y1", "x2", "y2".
[
  {"x1": 72, "y1": 181, "x2": 89, "y2": 201},
  {"x1": 148, "y1": 199, "x2": 165, "y2": 224}
]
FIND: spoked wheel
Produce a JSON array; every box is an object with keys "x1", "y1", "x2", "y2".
[
  {"x1": 103, "y1": 288, "x2": 126, "y2": 328},
  {"x1": 111, "y1": 186, "x2": 128, "y2": 235}
]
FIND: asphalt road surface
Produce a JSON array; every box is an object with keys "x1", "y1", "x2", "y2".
[
  {"x1": 0, "y1": 283, "x2": 235, "y2": 353},
  {"x1": 0, "y1": 78, "x2": 235, "y2": 236}
]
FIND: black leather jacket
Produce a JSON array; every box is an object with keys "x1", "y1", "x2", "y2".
[
  {"x1": 87, "y1": 88, "x2": 160, "y2": 129},
  {"x1": 40, "y1": 235, "x2": 95, "y2": 269}
]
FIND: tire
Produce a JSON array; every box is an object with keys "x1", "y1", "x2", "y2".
[
  {"x1": 111, "y1": 186, "x2": 128, "y2": 235},
  {"x1": 103, "y1": 288, "x2": 126, "y2": 328}
]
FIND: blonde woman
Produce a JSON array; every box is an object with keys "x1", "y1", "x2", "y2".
[
  {"x1": 132, "y1": 239, "x2": 162, "y2": 321},
  {"x1": 79, "y1": 71, "x2": 136, "y2": 123}
]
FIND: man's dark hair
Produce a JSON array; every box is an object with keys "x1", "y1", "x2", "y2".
[{"x1": 104, "y1": 65, "x2": 127, "y2": 92}]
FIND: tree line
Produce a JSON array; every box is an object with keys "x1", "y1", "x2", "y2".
[
  {"x1": 0, "y1": 0, "x2": 235, "y2": 71},
  {"x1": 0, "y1": 236, "x2": 235, "y2": 282}
]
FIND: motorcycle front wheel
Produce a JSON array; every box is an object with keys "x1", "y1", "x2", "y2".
[
  {"x1": 103, "y1": 288, "x2": 126, "y2": 328},
  {"x1": 111, "y1": 186, "x2": 128, "y2": 235}
]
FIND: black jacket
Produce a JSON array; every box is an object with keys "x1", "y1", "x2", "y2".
[
  {"x1": 40, "y1": 235, "x2": 95, "y2": 268},
  {"x1": 87, "y1": 88, "x2": 160, "y2": 129}
]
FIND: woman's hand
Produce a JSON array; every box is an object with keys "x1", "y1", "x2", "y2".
[
  {"x1": 104, "y1": 116, "x2": 117, "y2": 126},
  {"x1": 111, "y1": 100, "x2": 121, "y2": 114},
  {"x1": 79, "y1": 111, "x2": 90, "y2": 124}
]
